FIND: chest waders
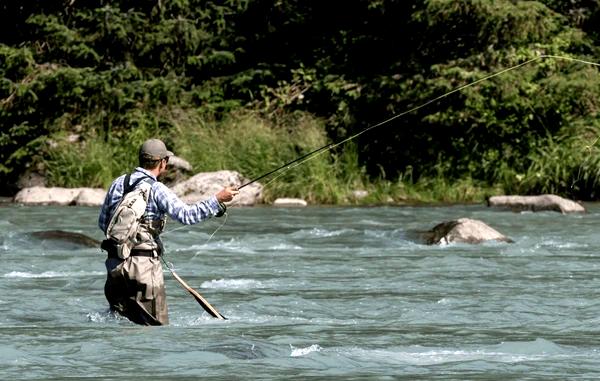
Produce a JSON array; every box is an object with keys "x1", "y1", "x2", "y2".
[{"x1": 102, "y1": 174, "x2": 169, "y2": 325}]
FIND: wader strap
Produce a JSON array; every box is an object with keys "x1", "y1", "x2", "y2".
[
  {"x1": 123, "y1": 173, "x2": 153, "y2": 196},
  {"x1": 101, "y1": 239, "x2": 160, "y2": 259}
]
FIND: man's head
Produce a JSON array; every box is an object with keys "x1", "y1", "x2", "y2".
[{"x1": 139, "y1": 138, "x2": 174, "y2": 169}]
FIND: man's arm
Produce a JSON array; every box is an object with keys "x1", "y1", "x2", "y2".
[{"x1": 152, "y1": 183, "x2": 237, "y2": 225}]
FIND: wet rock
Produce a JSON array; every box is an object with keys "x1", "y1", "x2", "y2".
[
  {"x1": 171, "y1": 170, "x2": 262, "y2": 206},
  {"x1": 424, "y1": 218, "x2": 513, "y2": 245},
  {"x1": 273, "y1": 198, "x2": 307, "y2": 207},
  {"x1": 487, "y1": 194, "x2": 585, "y2": 214},
  {"x1": 29, "y1": 230, "x2": 100, "y2": 249}
]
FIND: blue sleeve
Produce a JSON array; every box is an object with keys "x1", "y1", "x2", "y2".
[
  {"x1": 98, "y1": 178, "x2": 123, "y2": 233},
  {"x1": 152, "y1": 182, "x2": 222, "y2": 225}
]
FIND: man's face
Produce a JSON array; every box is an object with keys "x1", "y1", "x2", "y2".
[{"x1": 159, "y1": 157, "x2": 169, "y2": 175}]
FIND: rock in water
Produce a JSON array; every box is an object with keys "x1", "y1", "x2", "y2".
[
  {"x1": 29, "y1": 230, "x2": 100, "y2": 249},
  {"x1": 424, "y1": 218, "x2": 513, "y2": 245}
]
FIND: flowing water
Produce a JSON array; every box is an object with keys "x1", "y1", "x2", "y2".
[{"x1": 1, "y1": 202, "x2": 600, "y2": 380}]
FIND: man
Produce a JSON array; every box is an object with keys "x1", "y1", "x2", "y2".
[{"x1": 98, "y1": 138, "x2": 238, "y2": 325}]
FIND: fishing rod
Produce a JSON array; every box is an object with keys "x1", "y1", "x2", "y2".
[
  {"x1": 238, "y1": 143, "x2": 334, "y2": 189},
  {"x1": 236, "y1": 55, "x2": 600, "y2": 190}
]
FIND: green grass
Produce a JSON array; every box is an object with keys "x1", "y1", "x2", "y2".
[
  {"x1": 500, "y1": 122, "x2": 600, "y2": 199},
  {"x1": 41, "y1": 107, "x2": 600, "y2": 204},
  {"x1": 169, "y1": 109, "x2": 367, "y2": 203}
]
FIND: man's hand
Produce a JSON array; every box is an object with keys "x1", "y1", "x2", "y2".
[{"x1": 216, "y1": 187, "x2": 239, "y2": 203}]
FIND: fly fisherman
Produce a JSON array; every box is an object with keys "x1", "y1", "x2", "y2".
[{"x1": 98, "y1": 138, "x2": 239, "y2": 325}]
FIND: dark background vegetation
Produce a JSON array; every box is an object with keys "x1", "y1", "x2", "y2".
[{"x1": 2, "y1": 0, "x2": 600, "y2": 202}]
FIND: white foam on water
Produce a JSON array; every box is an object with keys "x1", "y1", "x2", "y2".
[
  {"x1": 200, "y1": 278, "x2": 264, "y2": 289},
  {"x1": 290, "y1": 344, "x2": 322, "y2": 357},
  {"x1": 346, "y1": 338, "x2": 569, "y2": 365},
  {"x1": 294, "y1": 228, "x2": 354, "y2": 238},
  {"x1": 173, "y1": 314, "x2": 227, "y2": 326},
  {"x1": 4, "y1": 270, "x2": 105, "y2": 278},
  {"x1": 270, "y1": 243, "x2": 303, "y2": 250},
  {"x1": 86, "y1": 311, "x2": 112, "y2": 323},
  {"x1": 183, "y1": 239, "x2": 258, "y2": 256},
  {"x1": 358, "y1": 219, "x2": 387, "y2": 226},
  {"x1": 535, "y1": 239, "x2": 588, "y2": 249}
]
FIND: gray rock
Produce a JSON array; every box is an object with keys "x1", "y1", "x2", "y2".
[
  {"x1": 15, "y1": 187, "x2": 80, "y2": 205},
  {"x1": 273, "y1": 198, "x2": 307, "y2": 207},
  {"x1": 160, "y1": 155, "x2": 193, "y2": 186},
  {"x1": 171, "y1": 170, "x2": 262, "y2": 206},
  {"x1": 351, "y1": 190, "x2": 369, "y2": 199},
  {"x1": 72, "y1": 188, "x2": 106, "y2": 206},
  {"x1": 13, "y1": 170, "x2": 261, "y2": 206},
  {"x1": 14, "y1": 187, "x2": 106, "y2": 206},
  {"x1": 424, "y1": 218, "x2": 513, "y2": 245},
  {"x1": 487, "y1": 194, "x2": 585, "y2": 214},
  {"x1": 168, "y1": 155, "x2": 192, "y2": 172}
]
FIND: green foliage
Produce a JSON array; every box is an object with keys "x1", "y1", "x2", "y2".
[
  {"x1": 501, "y1": 121, "x2": 600, "y2": 198},
  {"x1": 4, "y1": 0, "x2": 600, "y2": 203},
  {"x1": 42, "y1": 117, "x2": 162, "y2": 188}
]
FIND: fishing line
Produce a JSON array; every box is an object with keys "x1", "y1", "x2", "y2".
[
  {"x1": 192, "y1": 211, "x2": 228, "y2": 259},
  {"x1": 175, "y1": 54, "x2": 600, "y2": 252},
  {"x1": 160, "y1": 54, "x2": 599, "y2": 318},
  {"x1": 239, "y1": 54, "x2": 600, "y2": 190},
  {"x1": 161, "y1": 54, "x2": 599, "y2": 245},
  {"x1": 160, "y1": 211, "x2": 228, "y2": 245}
]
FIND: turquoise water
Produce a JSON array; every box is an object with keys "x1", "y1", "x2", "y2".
[{"x1": 1, "y1": 203, "x2": 600, "y2": 380}]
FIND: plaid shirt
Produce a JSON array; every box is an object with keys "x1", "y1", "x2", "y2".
[{"x1": 98, "y1": 167, "x2": 222, "y2": 234}]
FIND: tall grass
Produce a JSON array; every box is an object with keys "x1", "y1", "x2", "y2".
[
  {"x1": 501, "y1": 123, "x2": 600, "y2": 199},
  {"x1": 43, "y1": 108, "x2": 369, "y2": 203},
  {"x1": 44, "y1": 106, "x2": 599, "y2": 204},
  {"x1": 169, "y1": 109, "x2": 367, "y2": 203}
]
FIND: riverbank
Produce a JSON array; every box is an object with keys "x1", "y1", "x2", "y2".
[
  {"x1": 8, "y1": 109, "x2": 506, "y2": 206},
  {"x1": 9, "y1": 175, "x2": 504, "y2": 207}
]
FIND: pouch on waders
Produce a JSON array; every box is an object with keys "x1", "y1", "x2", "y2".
[{"x1": 105, "y1": 174, "x2": 153, "y2": 259}]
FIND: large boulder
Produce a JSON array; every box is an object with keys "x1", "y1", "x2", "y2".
[
  {"x1": 424, "y1": 218, "x2": 513, "y2": 245},
  {"x1": 171, "y1": 170, "x2": 263, "y2": 206},
  {"x1": 159, "y1": 155, "x2": 193, "y2": 186},
  {"x1": 73, "y1": 188, "x2": 107, "y2": 206},
  {"x1": 14, "y1": 187, "x2": 106, "y2": 206},
  {"x1": 487, "y1": 194, "x2": 585, "y2": 214}
]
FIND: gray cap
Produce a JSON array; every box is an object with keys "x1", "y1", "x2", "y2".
[{"x1": 139, "y1": 138, "x2": 174, "y2": 160}]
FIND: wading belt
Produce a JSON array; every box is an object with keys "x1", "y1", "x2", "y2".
[{"x1": 100, "y1": 239, "x2": 161, "y2": 259}]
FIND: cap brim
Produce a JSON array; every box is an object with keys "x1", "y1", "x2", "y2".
[{"x1": 166, "y1": 150, "x2": 174, "y2": 157}]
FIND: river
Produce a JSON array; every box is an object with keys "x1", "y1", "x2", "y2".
[{"x1": 1, "y1": 203, "x2": 599, "y2": 380}]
